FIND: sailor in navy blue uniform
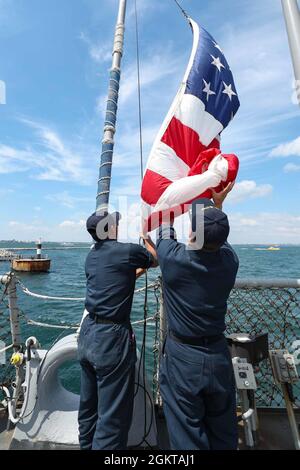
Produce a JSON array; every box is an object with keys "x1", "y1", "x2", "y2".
[
  {"x1": 78, "y1": 211, "x2": 156, "y2": 450},
  {"x1": 156, "y1": 194, "x2": 239, "y2": 450}
]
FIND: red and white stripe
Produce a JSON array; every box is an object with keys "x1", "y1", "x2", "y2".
[{"x1": 141, "y1": 20, "x2": 230, "y2": 232}]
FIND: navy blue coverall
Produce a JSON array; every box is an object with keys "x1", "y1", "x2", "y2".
[
  {"x1": 157, "y1": 226, "x2": 239, "y2": 450},
  {"x1": 78, "y1": 240, "x2": 153, "y2": 450}
]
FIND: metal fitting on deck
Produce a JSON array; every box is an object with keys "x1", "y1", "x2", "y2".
[{"x1": 10, "y1": 352, "x2": 24, "y2": 367}]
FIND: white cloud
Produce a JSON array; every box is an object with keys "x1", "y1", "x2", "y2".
[
  {"x1": 96, "y1": 46, "x2": 182, "y2": 114},
  {"x1": 227, "y1": 180, "x2": 273, "y2": 204},
  {"x1": 238, "y1": 218, "x2": 259, "y2": 227},
  {"x1": 23, "y1": 119, "x2": 92, "y2": 183},
  {"x1": 79, "y1": 32, "x2": 111, "y2": 64},
  {"x1": 220, "y1": 2, "x2": 299, "y2": 167},
  {"x1": 0, "y1": 119, "x2": 96, "y2": 184},
  {"x1": 222, "y1": 1, "x2": 293, "y2": 113},
  {"x1": 228, "y1": 212, "x2": 300, "y2": 244},
  {"x1": 284, "y1": 163, "x2": 300, "y2": 173},
  {"x1": 0, "y1": 145, "x2": 36, "y2": 174},
  {"x1": 57, "y1": 219, "x2": 88, "y2": 242},
  {"x1": 270, "y1": 136, "x2": 300, "y2": 158},
  {"x1": 59, "y1": 220, "x2": 86, "y2": 229},
  {"x1": 120, "y1": 51, "x2": 180, "y2": 107},
  {"x1": 4, "y1": 218, "x2": 89, "y2": 242},
  {"x1": 8, "y1": 220, "x2": 51, "y2": 238}
]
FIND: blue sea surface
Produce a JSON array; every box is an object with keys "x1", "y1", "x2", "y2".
[{"x1": 1, "y1": 242, "x2": 299, "y2": 394}]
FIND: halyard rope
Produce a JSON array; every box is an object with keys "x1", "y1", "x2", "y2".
[{"x1": 173, "y1": 0, "x2": 190, "y2": 21}]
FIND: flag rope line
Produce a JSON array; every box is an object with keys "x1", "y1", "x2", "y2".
[
  {"x1": 173, "y1": 0, "x2": 190, "y2": 21},
  {"x1": 134, "y1": 0, "x2": 154, "y2": 449}
]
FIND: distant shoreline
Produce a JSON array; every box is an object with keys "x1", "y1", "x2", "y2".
[{"x1": 1, "y1": 241, "x2": 300, "y2": 247}]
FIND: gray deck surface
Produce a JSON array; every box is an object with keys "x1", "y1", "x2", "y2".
[{"x1": 1, "y1": 407, "x2": 299, "y2": 450}]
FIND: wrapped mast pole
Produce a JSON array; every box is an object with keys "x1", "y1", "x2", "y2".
[
  {"x1": 282, "y1": 0, "x2": 300, "y2": 104},
  {"x1": 96, "y1": 0, "x2": 127, "y2": 213}
]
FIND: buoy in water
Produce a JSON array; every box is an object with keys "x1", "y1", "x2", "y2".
[{"x1": 11, "y1": 239, "x2": 51, "y2": 272}]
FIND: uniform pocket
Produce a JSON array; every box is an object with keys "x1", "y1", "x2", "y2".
[
  {"x1": 88, "y1": 326, "x2": 123, "y2": 371},
  {"x1": 168, "y1": 352, "x2": 205, "y2": 398}
]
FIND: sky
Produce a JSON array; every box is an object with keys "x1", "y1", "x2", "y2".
[{"x1": 0, "y1": 0, "x2": 299, "y2": 244}]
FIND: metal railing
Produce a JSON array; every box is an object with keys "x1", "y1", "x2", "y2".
[{"x1": 228, "y1": 279, "x2": 300, "y2": 408}]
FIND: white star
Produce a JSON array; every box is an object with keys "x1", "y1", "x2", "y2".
[
  {"x1": 210, "y1": 55, "x2": 225, "y2": 72},
  {"x1": 213, "y1": 42, "x2": 223, "y2": 54},
  {"x1": 202, "y1": 79, "x2": 216, "y2": 102},
  {"x1": 222, "y1": 81, "x2": 237, "y2": 101}
]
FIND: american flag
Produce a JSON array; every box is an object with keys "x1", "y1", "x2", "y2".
[{"x1": 141, "y1": 20, "x2": 240, "y2": 232}]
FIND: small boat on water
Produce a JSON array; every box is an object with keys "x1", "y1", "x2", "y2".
[
  {"x1": 266, "y1": 246, "x2": 281, "y2": 251},
  {"x1": 255, "y1": 246, "x2": 281, "y2": 251}
]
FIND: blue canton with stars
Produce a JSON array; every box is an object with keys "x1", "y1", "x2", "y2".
[{"x1": 186, "y1": 25, "x2": 240, "y2": 129}]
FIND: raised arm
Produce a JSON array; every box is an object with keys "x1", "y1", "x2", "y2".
[
  {"x1": 211, "y1": 181, "x2": 235, "y2": 210},
  {"x1": 140, "y1": 234, "x2": 158, "y2": 265}
]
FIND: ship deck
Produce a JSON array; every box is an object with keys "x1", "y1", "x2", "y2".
[{"x1": 1, "y1": 406, "x2": 299, "y2": 450}]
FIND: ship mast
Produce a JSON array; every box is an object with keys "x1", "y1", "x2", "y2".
[
  {"x1": 282, "y1": 0, "x2": 300, "y2": 104},
  {"x1": 96, "y1": 0, "x2": 127, "y2": 213}
]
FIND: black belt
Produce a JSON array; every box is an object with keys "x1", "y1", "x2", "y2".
[
  {"x1": 89, "y1": 313, "x2": 126, "y2": 325},
  {"x1": 169, "y1": 330, "x2": 224, "y2": 346}
]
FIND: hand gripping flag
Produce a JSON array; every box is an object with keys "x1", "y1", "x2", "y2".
[{"x1": 141, "y1": 20, "x2": 240, "y2": 232}]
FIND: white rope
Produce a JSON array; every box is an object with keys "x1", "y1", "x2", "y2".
[
  {"x1": 134, "y1": 283, "x2": 158, "y2": 294},
  {"x1": 132, "y1": 315, "x2": 156, "y2": 326},
  {"x1": 0, "y1": 343, "x2": 13, "y2": 354},
  {"x1": 25, "y1": 315, "x2": 157, "y2": 331},
  {"x1": 16, "y1": 279, "x2": 160, "y2": 330},
  {"x1": 18, "y1": 281, "x2": 158, "y2": 302},
  {"x1": 20, "y1": 286, "x2": 85, "y2": 301},
  {"x1": 27, "y1": 319, "x2": 78, "y2": 330}
]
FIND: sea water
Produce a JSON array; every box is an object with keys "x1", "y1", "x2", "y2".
[{"x1": 0, "y1": 242, "x2": 299, "y2": 394}]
